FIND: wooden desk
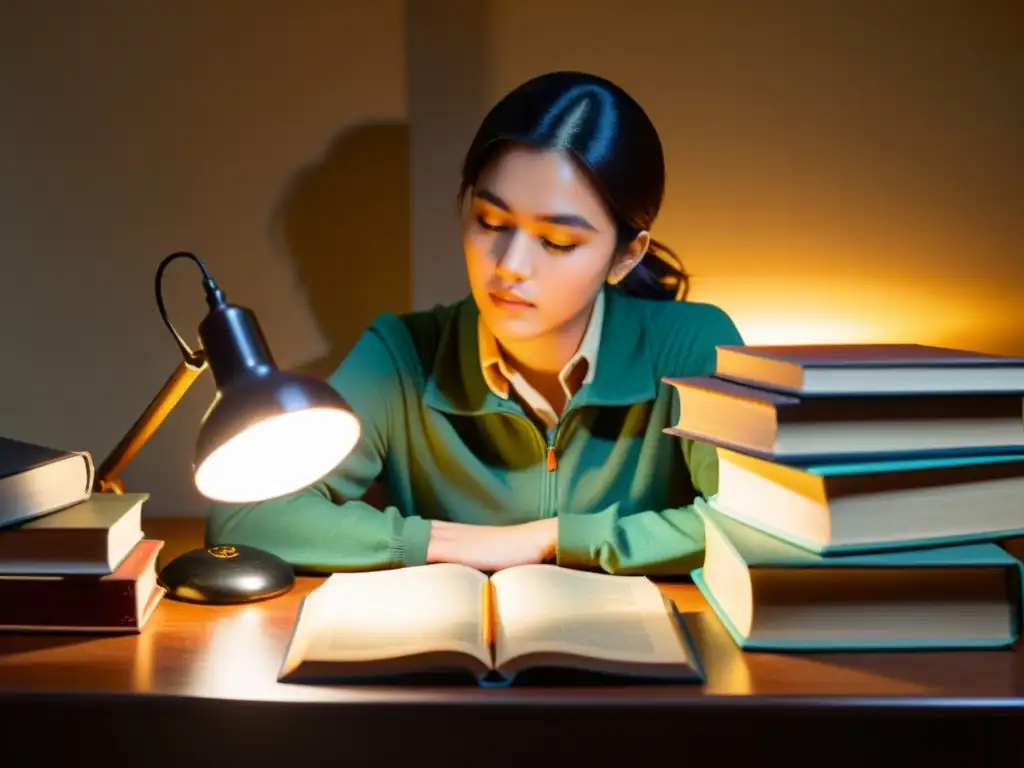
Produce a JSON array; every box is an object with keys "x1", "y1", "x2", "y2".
[{"x1": 1, "y1": 518, "x2": 1022, "y2": 766}]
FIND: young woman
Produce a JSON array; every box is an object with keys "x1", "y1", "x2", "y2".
[{"x1": 206, "y1": 71, "x2": 743, "y2": 575}]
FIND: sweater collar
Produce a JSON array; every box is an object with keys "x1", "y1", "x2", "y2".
[{"x1": 423, "y1": 286, "x2": 656, "y2": 416}]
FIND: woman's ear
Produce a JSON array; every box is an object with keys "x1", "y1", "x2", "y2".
[{"x1": 607, "y1": 231, "x2": 650, "y2": 285}]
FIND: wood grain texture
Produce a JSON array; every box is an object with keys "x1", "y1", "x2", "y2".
[
  {"x1": 0, "y1": 517, "x2": 1021, "y2": 766},
  {"x1": 0, "y1": 516, "x2": 1020, "y2": 704}
]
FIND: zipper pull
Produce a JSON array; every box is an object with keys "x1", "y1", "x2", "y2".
[{"x1": 546, "y1": 446, "x2": 557, "y2": 472}]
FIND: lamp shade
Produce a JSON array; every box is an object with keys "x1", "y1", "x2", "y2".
[
  {"x1": 194, "y1": 371, "x2": 360, "y2": 503},
  {"x1": 190, "y1": 280, "x2": 360, "y2": 503}
]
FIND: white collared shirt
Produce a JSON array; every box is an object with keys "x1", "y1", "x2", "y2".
[{"x1": 478, "y1": 290, "x2": 604, "y2": 428}]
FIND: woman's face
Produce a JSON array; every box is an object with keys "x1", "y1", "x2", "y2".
[{"x1": 462, "y1": 146, "x2": 622, "y2": 343}]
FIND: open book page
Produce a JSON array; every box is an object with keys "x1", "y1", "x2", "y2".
[
  {"x1": 280, "y1": 563, "x2": 491, "y2": 677},
  {"x1": 489, "y1": 565, "x2": 695, "y2": 674}
]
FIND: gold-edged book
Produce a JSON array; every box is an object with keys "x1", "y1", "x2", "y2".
[{"x1": 278, "y1": 563, "x2": 704, "y2": 686}]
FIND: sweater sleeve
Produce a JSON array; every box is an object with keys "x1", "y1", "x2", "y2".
[
  {"x1": 555, "y1": 303, "x2": 743, "y2": 575},
  {"x1": 556, "y1": 438, "x2": 720, "y2": 575},
  {"x1": 204, "y1": 323, "x2": 432, "y2": 572}
]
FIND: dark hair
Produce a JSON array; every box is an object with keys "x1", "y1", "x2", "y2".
[{"x1": 458, "y1": 71, "x2": 689, "y2": 301}]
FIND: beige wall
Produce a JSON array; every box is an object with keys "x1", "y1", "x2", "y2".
[
  {"x1": 479, "y1": 1, "x2": 1023, "y2": 355},
  {"x1": 3, "y1": 1, "x2": 1022, "y2": 516},
  {"x1": 0, "y1": 2, "x2": 408, "y2": 516},
  {"x1": 407, "y1": 0, "x2": 486, "y2": 308},
  {"x1": 413, "y1": 1, "x2": 1024, "y2": 349}
]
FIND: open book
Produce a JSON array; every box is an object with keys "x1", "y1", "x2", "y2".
[{"x1": 278, "y1": 563, "x2": 704, "y2": 686}]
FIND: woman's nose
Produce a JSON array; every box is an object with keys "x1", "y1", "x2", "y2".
[{"x1": 494, "y1": 229, "x2": 532, "y2": 281}]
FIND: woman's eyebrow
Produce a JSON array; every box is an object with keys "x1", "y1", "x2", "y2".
[
  {"x1": 537, "y1": 213, "x2": 596, "y2": 231},
  {"x1": 473, "y1": 189, "x2": 511, "y2": 210},
  {"x1": 473, "y1": 189, "x2": 597, "y2": 231}
]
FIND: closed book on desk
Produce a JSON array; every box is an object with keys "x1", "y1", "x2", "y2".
[
  {"x1": 0, "y1": 538, "x2": 165, "y2": 633},
  {"x1": 0, "y1": 436, "x2": 94, "y2": 530},
  {"x1": 714, "y1": 343, "x2": 1024, "y2": 396},
  {"x1": 279, "y1": 563, "x2": 704, "y2": 686},
  {"x1": 0, "y1": 492, "x2": 146, "y2": 575},
  {"x1": 714, "y1": 449, "x2": 1024, "y2": 554},
  {"x1": 662, "y1": 376, "x2": 1024, "y2": 463},
  {"x1": 692, "y1": 501, "x2": 1022, "y2": 651}
]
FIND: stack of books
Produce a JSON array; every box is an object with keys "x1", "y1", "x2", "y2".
[
  {"x1": 0, "y1": 435, "x2": 164, "y2": 632},
  {"x1": 663, "y1": 343, "x2": 1024, "y2": 651}
]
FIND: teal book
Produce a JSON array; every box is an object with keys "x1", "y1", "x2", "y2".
[
  {"x1": 277, "y1": 563, "x2": 705, "y2": 686},
  {"x1": 692, "y1": 499, "x2": 1022, "y2": 652},
  {"x1": 661, "y1": 375, "x2": 1024, "y2": 464},
  {"x1": 713, "y1": 449, "x2": 1024, "y2": 555}
]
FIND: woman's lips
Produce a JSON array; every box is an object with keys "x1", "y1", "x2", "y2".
[{"x1": 489, "y1": 291, "x2": 534, "y2": 310}]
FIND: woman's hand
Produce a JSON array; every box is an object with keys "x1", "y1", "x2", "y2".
[{"x1": 426, "y1": 518, "x2": 557, "y2": 572}]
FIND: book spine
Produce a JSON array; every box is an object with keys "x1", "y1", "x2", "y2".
[{"x1": 0, "y1": 578, "x2": 140, "y2": 628}]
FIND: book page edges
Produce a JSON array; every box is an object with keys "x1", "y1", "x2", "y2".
[
  {"x1": 693, "y1": 563, "x2": 1021, "y2": 651},
  {"x1": 277, "y1": 592, "x2": 315, "y2": 681},
  {"x1": 716, "y1": 347, "x2": 804, "y2": 390}
]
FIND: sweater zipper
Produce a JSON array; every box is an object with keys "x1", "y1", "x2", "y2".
[
  {"x1": 543, "y1": 428, "x2": 558, "y2": 518},
  {"x1": 501, "y1": 410, "x2": 564, "y2": 468},
  {"x1": 502, "y1": 409, "x2": 563, "y2": 518}
]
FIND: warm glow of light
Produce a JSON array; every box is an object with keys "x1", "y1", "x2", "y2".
[
  {"x1": 688, "y1": 274, "x2": 1016, "y2": 351},
  {"x1": 726, "y1": 314, "x2": 880, "y2": 346},
  {"x1": 194, "y1": 407, "x2": 360, "y2": 503},
  {"x1": 192, "y1": 607, "x2": 282, "y2": 700}
]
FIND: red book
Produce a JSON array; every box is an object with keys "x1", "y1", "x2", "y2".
[{"x1": 0, "y1": 539, "x2": 165, "y2": 632}]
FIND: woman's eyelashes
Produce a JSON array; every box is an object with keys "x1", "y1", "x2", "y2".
[
  {"x1": 476, "y1": 214, "x2": 509, "y2": 232},
  {"x1": 475, "y1": 215, "x2": 580, "y2": 253},
  {"x1": 540, "y1": 238, "x2": 578, "y2": 253}
]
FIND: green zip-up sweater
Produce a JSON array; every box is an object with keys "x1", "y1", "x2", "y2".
[{"x1": 205, "y1": 286, "x2": 743, "y2": 575}]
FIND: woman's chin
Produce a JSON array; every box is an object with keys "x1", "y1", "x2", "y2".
[{"x1": 481, "y1": 309, "x2": 550, "y2": 341}]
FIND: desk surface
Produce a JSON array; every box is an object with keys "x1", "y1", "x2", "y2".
[
  {"x1": 2, "y1": 518, "x2": 1023, "y2": 766},
  {"x1": 0, "y1": 516, "x2": 1021, "y2": 707}
]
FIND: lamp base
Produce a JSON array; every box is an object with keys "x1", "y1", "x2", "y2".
[{"x1": 157, "y1": 544, "x2": 295, "y2": 604}]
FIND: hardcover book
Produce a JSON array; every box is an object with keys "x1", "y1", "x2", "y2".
[
  {"x1": 713, "y1": 449, "x2": 1024, "y2": 553},
  {"x1": 714, "y1": 343, "x2": 1024, "y2": 395},
  {"x1": 0, "y1": 538, "x2": 165, "y2": 633},
  {"x1": 0, "y1": 492, "x2": 146, "y2": 574},
  {"x1": 0, "y1": 436, "x2": 94, "y2": 529},
  {"x1": 692, "y1": 501, "x2": 1022, "y2": 651},
  {"x1": 662, "y1": 375, "x2": 1024, "y2": 463}
]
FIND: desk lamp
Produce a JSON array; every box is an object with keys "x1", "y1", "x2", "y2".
[{"x1": 94, "y1": 251, "x2": 360, "y2": 604}]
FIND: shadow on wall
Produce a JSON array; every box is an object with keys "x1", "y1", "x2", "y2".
[{"x1": 271, "y1": 121, "x2": 412, "y2": 379}]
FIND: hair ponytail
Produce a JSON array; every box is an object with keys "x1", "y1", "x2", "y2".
[{"x1": 614, "y1": 237, "x2": 689, "y2": 301}]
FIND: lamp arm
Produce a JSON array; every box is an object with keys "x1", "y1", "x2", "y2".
[
  {"x1": 94, "y1": 359, "x2": 207, "y2": 493},
  {"x1": 94, "y1": 251, "x2": 220, "y2": 494}
]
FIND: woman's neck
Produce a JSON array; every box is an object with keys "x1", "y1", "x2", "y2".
[{"x1": 498, "y1": 303, "x2": 592, "y2": 376}]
